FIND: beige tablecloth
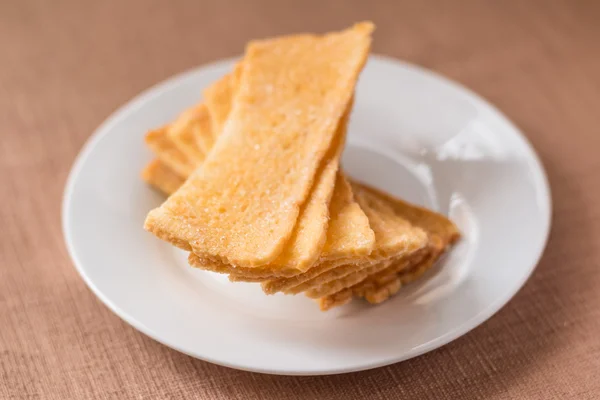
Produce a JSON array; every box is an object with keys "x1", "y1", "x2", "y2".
[{"x1": 2, "y1": 1, "x2": 600, "y2": 398}]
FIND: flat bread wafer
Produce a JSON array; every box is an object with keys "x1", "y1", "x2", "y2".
[
  {"x1": 141, "y1": 159, "x2": 185, "y2": 196},
  {"x1": 145, "y1": 23, "x2": 374, "y2": 267},
  {"x1": 145, "y1": 42, "x2": 373, "y2": 274}
]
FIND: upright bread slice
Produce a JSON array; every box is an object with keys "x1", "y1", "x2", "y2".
[{"x1": 145, "y1": 23, "x2": 374, "y2": 267}]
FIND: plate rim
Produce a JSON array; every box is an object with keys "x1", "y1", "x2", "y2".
[{"x1": 62, "y1": 54, "x2": 552, "y2": 375}]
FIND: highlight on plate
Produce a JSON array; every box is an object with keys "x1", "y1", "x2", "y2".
[{"x1": 141, "y1": 22, "x2": 460, "y2": 311}]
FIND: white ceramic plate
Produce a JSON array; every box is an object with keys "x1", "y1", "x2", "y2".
[{"x1": 63, "y1": 55, "x2": 551, "y2": 375}]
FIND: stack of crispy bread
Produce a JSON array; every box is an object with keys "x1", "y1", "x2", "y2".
[{"x1": 142, "y1": 22, "x2": 460, "y2": 311}]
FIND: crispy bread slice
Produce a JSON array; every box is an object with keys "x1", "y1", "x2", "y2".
[{"x1": 145, "y1": 23, "x2": 373, "y2": 267}]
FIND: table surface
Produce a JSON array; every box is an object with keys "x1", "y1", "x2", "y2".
[{"x1": 2, "y1": 0, "x2": 600, "y2": 399}]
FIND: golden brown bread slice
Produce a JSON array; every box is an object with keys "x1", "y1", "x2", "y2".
[
  {"x1": 145, "y1": 23, "x2": 374, "y2": 267},
  {"x1": 145, "y1": 37, "x2": 374, "y2": 275}
]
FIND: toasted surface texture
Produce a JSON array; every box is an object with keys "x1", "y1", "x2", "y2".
[{"x1": 145, "y1": 23, "x2": 373, "y2": 267}]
